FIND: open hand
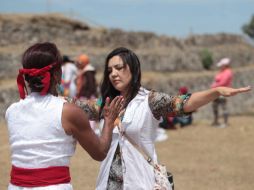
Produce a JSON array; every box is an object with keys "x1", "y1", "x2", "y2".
[
  {"x1": 217, "y1": 86, "x2": 251, "y2": 97},
  {"x1": 103, "y1": 96, "x2": 124, "y2": 125}
]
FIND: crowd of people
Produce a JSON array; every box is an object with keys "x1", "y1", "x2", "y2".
[
  {"x1": 60, "y1": 53, "x2": 98, "y2": 99},
  {"x1": 60, "y1": 53, "x2": 99, "y2": 133},
  {"x1": 5, "y1": 42, "x2": 251, "y2": 190}
]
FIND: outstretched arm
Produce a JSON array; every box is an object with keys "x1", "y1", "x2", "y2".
[{"x1": 183, "y1": 86, "x2": 251, "y2": 113}]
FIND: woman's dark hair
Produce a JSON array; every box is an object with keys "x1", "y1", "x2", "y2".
[
  {"x1": 22, "y1": 42, "x2": 62, "y2": 93},
  {"x1": 100, "y1": 47, "x2": 141, "y2": 117}
]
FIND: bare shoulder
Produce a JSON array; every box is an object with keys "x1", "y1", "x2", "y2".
[
  {"x1": 63, "y1": 102, "x2": 89, "y2": 120},
  {"x1": 62, "y1": 102, "x2": 89, "y2": 134},
  {"x1": 63, "y1": 102, "x2": 79, "y2": 116}
]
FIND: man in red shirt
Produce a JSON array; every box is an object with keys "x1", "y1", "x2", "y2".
[{"x1": 211, "y1": 58, "x2": 233, "y2": 127}]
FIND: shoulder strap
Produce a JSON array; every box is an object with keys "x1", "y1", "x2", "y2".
[
  {"x1": 117, "y1": 109, "x2": 156, "y2": 166},
  {"x1": 119, "y1": 122, "x2": 155, "y2": 166}
]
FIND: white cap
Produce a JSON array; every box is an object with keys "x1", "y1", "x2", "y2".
[{"x1": 216, "y1": 58, "x2": 231, "y2": 67}]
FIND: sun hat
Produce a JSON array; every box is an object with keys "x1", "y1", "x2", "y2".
[{"x1": 216, "y1": 58, "x2": 231, "y2": 67}]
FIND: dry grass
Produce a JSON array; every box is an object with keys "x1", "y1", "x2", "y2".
[{"x1": 1, "y1": 115, "x2": 254, "y2": 190}]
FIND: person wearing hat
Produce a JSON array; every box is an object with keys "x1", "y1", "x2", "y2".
[
  {"x1": 210, "y1": 58, "x2": 233, "y2": 127},
  {"x1": 76, "y1": 54, "x2": 99, "y2": 133},
  {"x1": 76, "y1": 54, "x2": 98, "y2": 99}
]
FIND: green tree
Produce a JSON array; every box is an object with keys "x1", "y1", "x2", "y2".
[
  {"x1": 200, "y1": 49, "x2": 213, "y2": 70},
  {"x1": 242, "y1": 15, "x2": 254, "y2": 39}
]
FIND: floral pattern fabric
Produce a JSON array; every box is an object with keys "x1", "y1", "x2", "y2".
[
  {"x1": 148, "y1": 91, "x2": 191, "y2": 120},
  {"x1": 106, "y1": 145, "x2": 123, "y2": 190}
]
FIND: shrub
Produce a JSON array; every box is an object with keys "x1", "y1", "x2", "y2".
[{"x1": 200, "y1": 49, "x2": 213, "y2": 70}]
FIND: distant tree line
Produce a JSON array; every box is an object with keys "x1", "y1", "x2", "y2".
[{"x1": 243, "y1": 15, "x2": 254, "y2": 39}]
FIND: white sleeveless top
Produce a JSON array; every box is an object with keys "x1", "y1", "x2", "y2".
[
  {"x1": 5, "y1": 93, "x2": 77, "y2": 168},
  {"x1": 5, "y1": 93, "x2": 76, "y2": 190},
  {"x1": 96, "y1": 87, "x2": 162, "y2": 190}
]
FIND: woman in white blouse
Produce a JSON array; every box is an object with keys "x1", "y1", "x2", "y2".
[{"x1": 75, "y1": 47, "x2": 250, "y2": 190}]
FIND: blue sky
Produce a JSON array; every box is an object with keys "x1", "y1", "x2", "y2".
[{"x1": 0, "y1": 0, "x2": 253, "y2": 37}]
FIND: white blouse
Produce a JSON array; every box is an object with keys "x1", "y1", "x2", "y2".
[
  {"x1": 96, "y1": 88, "x2": 159, "y2": 190},
  {"x1": 71, "y1": 86, "x2": 190, "y2": 190}
]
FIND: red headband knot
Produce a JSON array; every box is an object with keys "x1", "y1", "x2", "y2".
[{"x1": 17, "y1": 63, "x2": 58, "y2": 99}]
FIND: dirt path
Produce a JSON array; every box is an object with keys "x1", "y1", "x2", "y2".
[{"x1": 1, "y1": 115, "x2": 254, "y2": 190}]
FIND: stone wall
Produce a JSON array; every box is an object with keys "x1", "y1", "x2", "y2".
[
  {"x1": 1, "y1": 45, "x2": 254, "y2": 79},
  {"x1": 1, "y1": 66, "x2": 253, "y2": 121},
  {"x1": 0, "y1": 13, "x2": 254, "y2": 122},
  {"x1": 0, "y1": 87, "x2": 19, "y2": 121},
  {"x1": 0, "y1": 14, "x2": 254, "y2": 78}
]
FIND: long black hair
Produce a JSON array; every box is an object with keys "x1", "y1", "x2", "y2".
[{"x1": 100, "y1": 47, "x2": 141, "y2": 117}]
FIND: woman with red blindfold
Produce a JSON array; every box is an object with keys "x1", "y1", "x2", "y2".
[{"x1": 5, "y1": 42, "x2": 123, "y2": 190}]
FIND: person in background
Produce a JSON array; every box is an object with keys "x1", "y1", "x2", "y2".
[
  {"x1": 158, "y1": 116, "x2": 175, "y2": 130},
  {"x1": 211, "y1": 58, "x2": 233, "y2": 128},
  {"x1": 76, "y1": 54, "x2": 98, "y2": 100},
  {"x1": 76, "y1": 54, "x2": 99, "y2": 133},
  {"x1": 159, "y1": 87, "x2": 193, "y2": 130},
  {"x1": 172, "y1": 86, "x2": 193, "y2": 127},
  {"x1": 61, "y1": 55, "x2": 78, "y2": 98},
  {"x1": 5, "y1": 42, "x2": 123, "y2": 190}
]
